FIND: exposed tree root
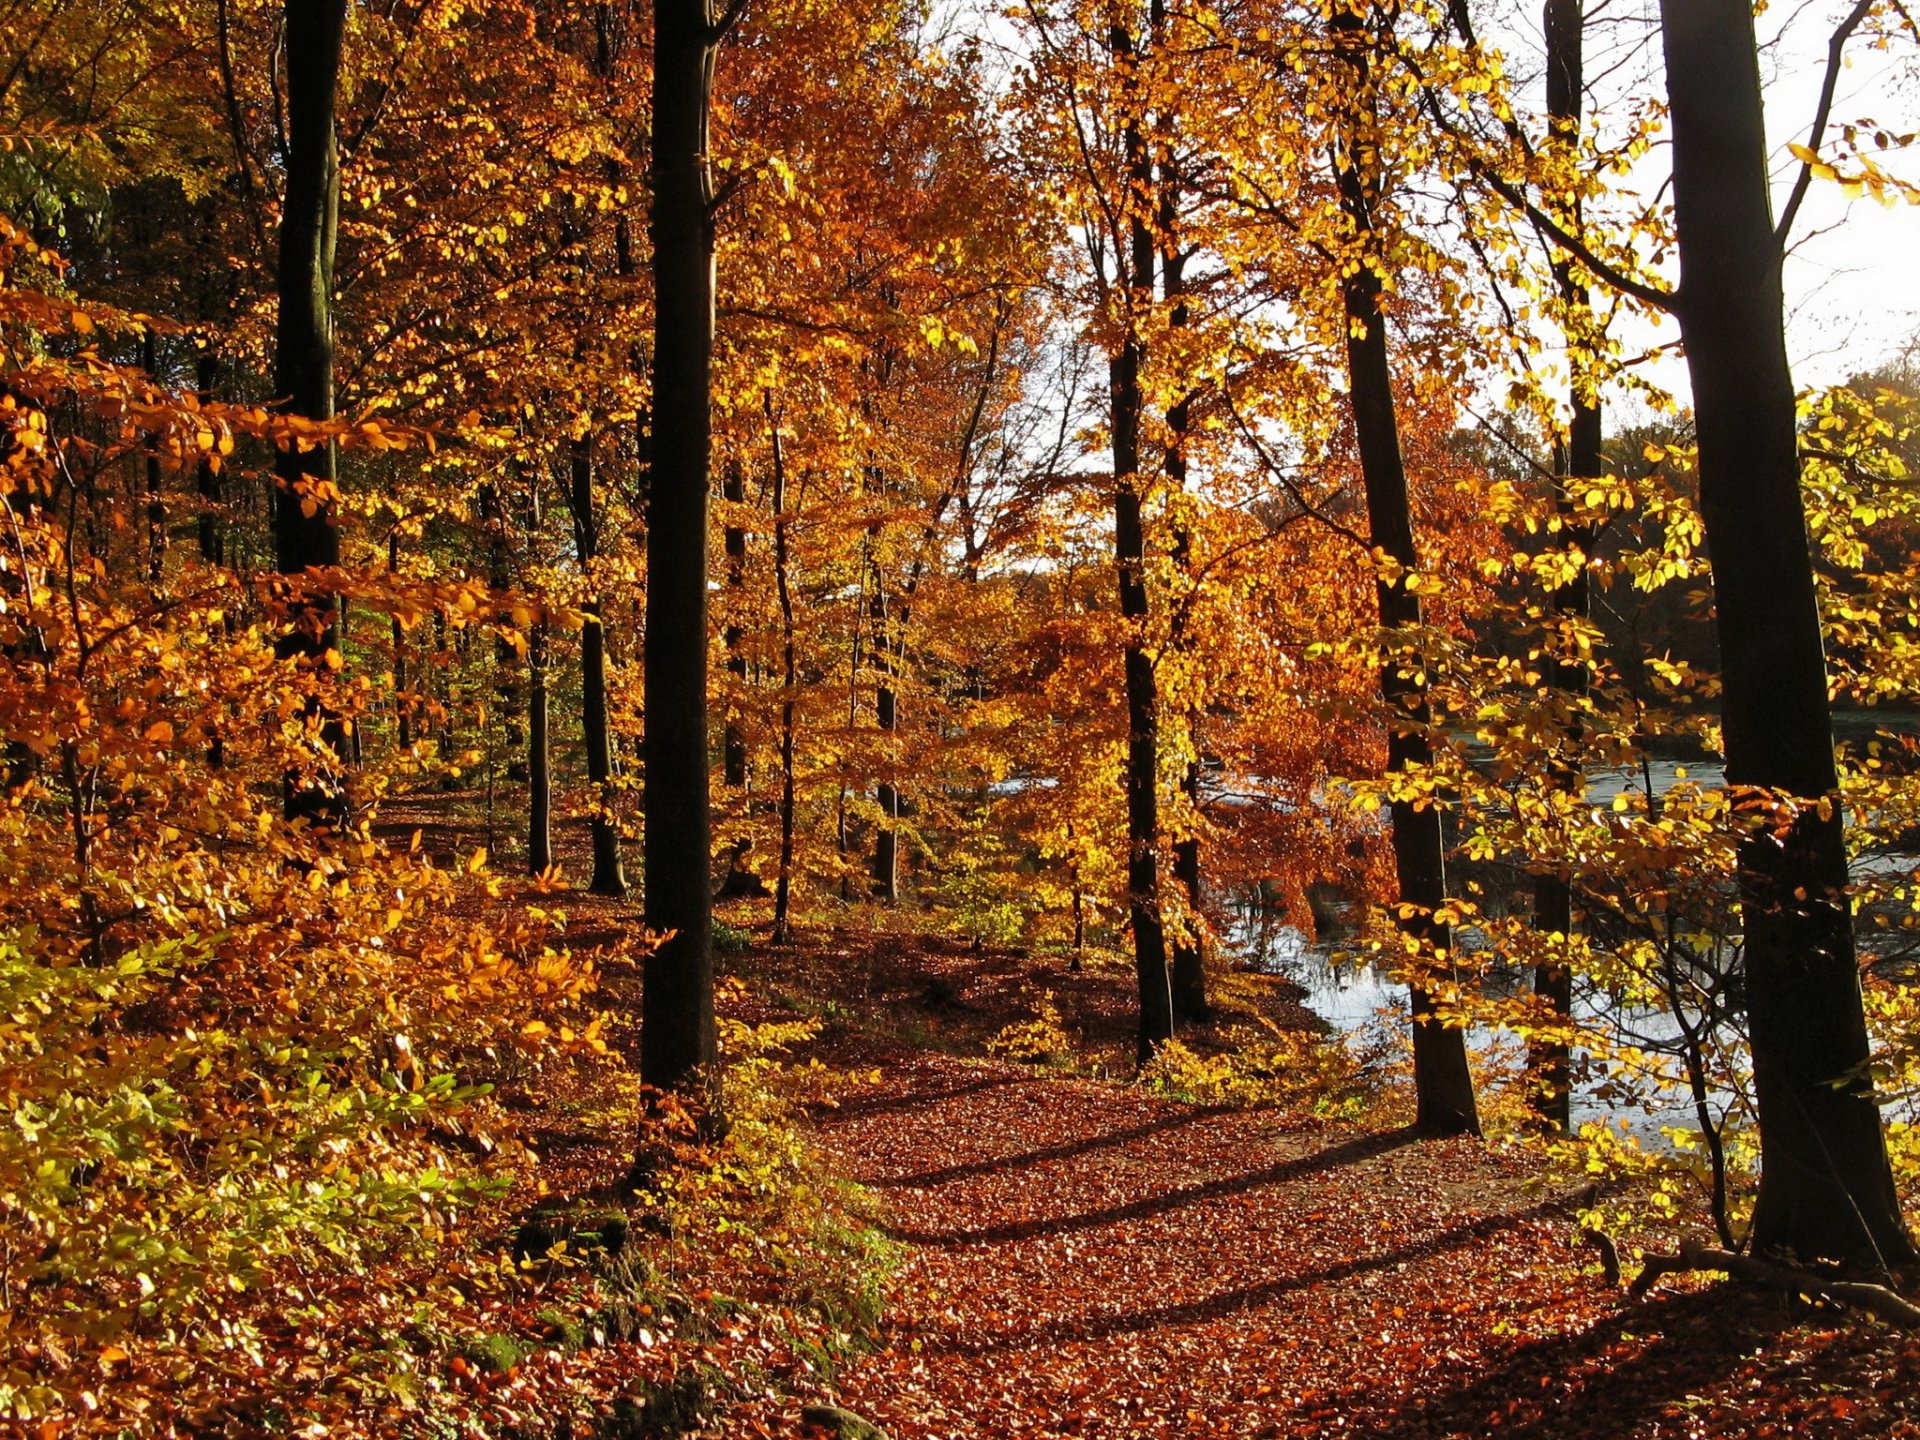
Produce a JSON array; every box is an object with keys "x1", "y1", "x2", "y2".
[{"x1": 1631, "y1": 1236, "x2": 1920, "y2": 1329}]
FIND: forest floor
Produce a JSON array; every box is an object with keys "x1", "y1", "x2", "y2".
[
  {"x1": 363, "y1": 803, "x2": 1920, "y2": 1439},
  {"x1": 710, "y1": 929, "x2": 1920, "y2": 1440}
]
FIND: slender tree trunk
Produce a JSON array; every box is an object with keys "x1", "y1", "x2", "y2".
[
  {"x1": 195, "y1": 354, "x2": 225, "y2": 568},
  {"x1": 722, "y1": 459, "x2": 750, "y2": 788},
  {"x1": 389, "y1": 531, "x2": 413, "y2": 752},
  {"x1": 273, "y1": 0, "x2": 349, "y2": 830},
  {"x1": 1160, "y1": 166, "x2": 1209, "y2": 1024},
  {"x1": 566, "y1": 436, "x2": 628, "y2": 894},
  {"x1": 1110, "y1": 16, "x2": 1174, "y2": 1065},
  {"x1": 528, "y1": 617, "x2": 552, "y2": 873},
  {"x1": 526, "y1": 470, "x2": 551, "y2": 873},
  {"x1": 641, "y1": 0, "x2": 721, "y2": 1095},
  {"x1": 1661, "y1": 0, "x2": 1911, "y2": 1266},
  {"x1": 483, "y1": 482, "x2": 526, "y2": 784},
  {"x1": 1528, "y1": 0, "x2": 1595, "y2": 1133},
  {"x1": 142, "y1": 330, "x2": 167, "y2": 587},
  {"x1": 769, "y1": 402, "x2": 798, "y2": 944},
  {"x1": 197, "y1": 353, "x2": 227, "y2": 769},
  {"x1": 870, "y1": 572, "x2": 901, "y2": 902},
  {"x1": 1333, "y1": 10, "x2": 1479, "y2": 1136}
]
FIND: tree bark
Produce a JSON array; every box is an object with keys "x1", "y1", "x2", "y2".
[
  {"x1": 1333, "y1": 9, "x2": 1479, "y2": 1136},
  {"x1": 390, "y1": 529, "x2": 412, "y2": 752},
  {"x1": 1660, "y1": 0, "x2": 1911, "y2": 1266},
  {"x1": 1110, "y1": 15, "x2": 1175, "y2": 1065},
  {"x1": 870, "y1": 571, "x2": 901, "y2": 902},
  {"x1": 526, "y1": 471, "x2": 551, "y2": 875},
  {"x1": 641, "y1": 0, "x2": 721, "y2": 1095},
  {"x1": 722, "y1": 458, "x2": 750, "y2": 789},
  {"x1": 142, "y1": 330, "x2": 167, "y2": 587},
  {"x1": 768, "y1": 401, "x2": 798, "y2": 945},
  {"x1": 1160, "y1": 160, "x2": 1208, "y2": 1025},
  {"x1": 1528, "y1": 0, "x2": 1595, "y2": 1133},
  {"x1": 568, "y1": 435, "x2": 628, "y2": 895},
  {"x1": 273, "y1": 0, "x2": 349, "y2": 830}
]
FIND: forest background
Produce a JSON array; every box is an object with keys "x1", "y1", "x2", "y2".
[{"x1": 5, "y1": 0, "x2": 1920, "y2": 1434}]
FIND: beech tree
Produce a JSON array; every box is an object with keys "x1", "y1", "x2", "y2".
[
  {"x1": 640, "y1": 0, "x2": 733, "y2": 1096},
  {"x1": 1658, "y1": 0, "x2": 1911, "y2": 1267},
  {"x1": 273, "y1": 0, "x2": 350, "y2": 829}
]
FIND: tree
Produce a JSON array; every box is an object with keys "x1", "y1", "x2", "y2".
[
  {"x1": 1330, "y1": 0, "x2": 1478, "y2": 1136},
  {"x1": 641, "y1": 0, "x2": 728, "y2": 1097},
  {"x1": 1526, "y1": 0, "x2": 1599, "y2": 1134},
  {"x1": 1658, "y1": 0, "x2": 1911, "y2": 1267},
  {"x1": 273, "y1": 0, "x2": 350, "y2": 830}
]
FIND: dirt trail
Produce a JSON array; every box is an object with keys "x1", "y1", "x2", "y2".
[{"x1": 797, "y1": 1054, "x2": 1590, "y2": 1438}]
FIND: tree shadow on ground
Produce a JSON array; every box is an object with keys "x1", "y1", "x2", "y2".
[
  {"x1": 815, "y1": 1072, "x2": 1030, "y2": 1125},
  {"x1": 887, "y1": 1126, "x2": 1422, "y2": 1246},
  {"x1": 866, "y1": 1103, "x2": 1231, "y2": 1190},
  {"x1": 1339, "y1": 1279, "x2": 1920, "y2": 1440},
  {"x1": 929, "y1": 1198, "x2": 1559, "y2": 1358}
]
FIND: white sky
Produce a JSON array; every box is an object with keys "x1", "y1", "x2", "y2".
[{"x1": 1765, "y1": 7, "x2": 1920, "y2": 386}]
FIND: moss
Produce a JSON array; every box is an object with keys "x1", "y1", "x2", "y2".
[
  {"x1": 458, "y1": 1332, "x2": 528, "y2": 1375},
  {"x1": 536, "y1": 1306, "x2": 587, "y2": 1352}
]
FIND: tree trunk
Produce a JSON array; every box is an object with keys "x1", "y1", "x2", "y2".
[
  {"x1": 196, "y1": 354, "x2": 225, "y2": 567},
  {"x1": 526, "y1": 469, "x2": 551, "y2": 874},
  {"x1": 528, "y1": 617, "x2": 552, "y2": 874},
  {"x1": 1660, "y1": 0, "x2": 1911, "y2": 1267},
  {"x1": 641, "y1": 0, "x2": 721, "y2": 1095},
  {"x1": 769, "y1": 401, "x2": 798, "y2": 945},
  {"x1": 722, "y1": 458, "x2": 750, "y2": 788},
  {"x1": 870, "y1": 572, "x2": 901, "y2": 902},
  {"x1": 1333, "y1": 10, "x2": 1478, "y2": 1136},
  {"x1": 273, "y1": 0, "x2": 349, "y2": 831},
  {"x1": 142, "y1": 330, "x2": 167, "y2": 587},
  {"x1": 389, "y1": 530, "x2": 412, "y2": 752},
  {"x1": 567, "y1": 435, "x2": 628, "y2": 895},
  {"x1": 1110, "y1": 16, "x2": 1174, "y2": 1065},
  {"x1": 1160, "y1": 164, "x2": 1208, "y2": 1025},
  {"x1": 1528, "y1": 0, "x2": 1595, "y2": 1134}
]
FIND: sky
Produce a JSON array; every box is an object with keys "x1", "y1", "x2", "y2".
[
  {"x1": 1765, "y1": 6, "x2": 1920, "y2": 386},
  {"x1": 1576, "y1": 0, "x2": 1920, "y2": 392}
]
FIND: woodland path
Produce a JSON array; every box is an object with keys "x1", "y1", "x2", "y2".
[{"x1": 784, "y1": 1050, "x2": 1917, "y2": 1440}]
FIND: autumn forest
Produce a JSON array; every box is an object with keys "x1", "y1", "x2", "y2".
[{"x1": 7, "y1": 0, "x2": 1920, "y2": 1434}]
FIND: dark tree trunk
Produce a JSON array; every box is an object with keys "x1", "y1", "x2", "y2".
[
  {"x1": 526, "y1": 471, "x2": 551, "y2": 874},
  {"x1": 1110, "y1": 17, "x2": 1174, "y2": 1065},
  {"x1": 389, "y1": 530, "x2": 413, "y2": 752},
  {"x1": 1333, "y1": 10, "x2": 1478, "y2": 1136},
  {"x1": 1661, "y1": 0, "x2": 1911, "y2": 1267},
  {"x1": 195, "y1": 354, "x2": 225, "y2": 568},
  {"x1": 528, "y1": 618, "x2": 552, "y2": 874},
  {"x1": 870, "y1": 573, "x2": 901, "y2": 902},
  {"x1": 273, "y1": 0, "x2": 349, "y2": 830},
  {"x1": 568, "y1": 435, "x2": 628, "y2": 895},
  {"x1": 768, "y1": 403, "x2": 798, "y2": 945},
  {"x1": 1528, "y1": 0, "x2": 1595, "y2": 1134},
  {"x1": 142, "y1": 330, "x2": 167, "y2": 586},
  {"x1": 197, "y1": 353, "x2": 228, "y2": 769},
  {"x1": 483, "y1": 483, "x2": 526, "y2": 785},
  {"x1": 722, "y1": 459, "x2": 750, "y2": 789},
  {"x1": 641, "y1": 0, "x2": 721, "y2": 1094}
]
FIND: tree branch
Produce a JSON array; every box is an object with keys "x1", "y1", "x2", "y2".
[
  {"x1": 1632, "y1": 1236, "x2": 1920, "y2": 1327},
  {"x1": 1777, "y1": 0, "x2": 1877, "y2": 244}
]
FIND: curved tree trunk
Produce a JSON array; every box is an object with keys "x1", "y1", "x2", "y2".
[
  {"x1": 641, "y1": 0, "x2": 722, "y2": 1096},
  {"x1": 1333, "y1": 9, "x2": 1478, "y2": 1137},
  {"x1": 1661, "y1": 0, "x2": 1911, "y2": 1267}
]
